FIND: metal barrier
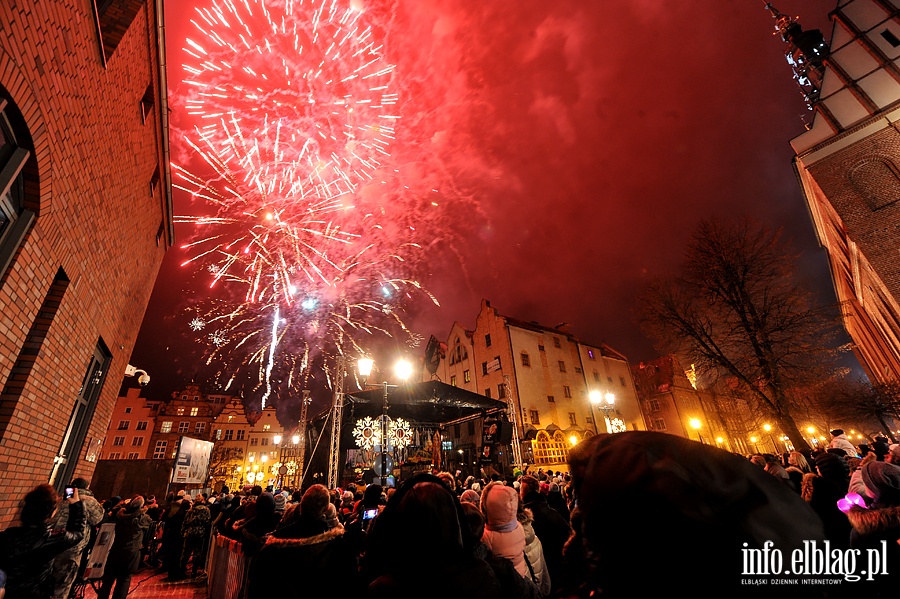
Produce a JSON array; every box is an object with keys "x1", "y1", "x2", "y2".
[{"x1": 207, "y1": 534, "x2": 250, "y2": 599}]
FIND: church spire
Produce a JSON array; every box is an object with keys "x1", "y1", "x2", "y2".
[{"x1": 764, "y1": 2, "x2": 829, "y2": 109}]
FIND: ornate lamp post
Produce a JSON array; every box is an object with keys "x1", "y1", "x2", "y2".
[
  {"x1": 589, "y1": 390, "x2": 616, "y2": 433},
  {"x1": 689, "y1": 418, "x2": 704, "y2": 444},
  {"x1": 357, "y1": 357, "x2": 412, "y2": 487}
]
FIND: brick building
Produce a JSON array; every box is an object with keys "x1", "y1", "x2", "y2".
[
  {"x1": 99, "y1": 387, "x2": 160, "y2": 460},
  {"x1": 775, "y1": 1, "x2": 900, "y2": 383},
  {"x1": 0, "y1": 1, "x2": 172, "y2": 526},
  {"x1": 148, "y1": 384, "x2": 227, "y2": 465}
]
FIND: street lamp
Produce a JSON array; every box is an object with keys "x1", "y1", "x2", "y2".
[
  {"x1": 689, "y1": 418, "x2": 704, "y2": 444},
  {"x1": 589, "y1": 391, "x2": 616, "y2": 433},
  {"x1": 357, "y1": 357, "x2": 412, "y2": 486},
  {"x1": 750, "y1": 436, "x2": 759, "y2": 453},
  {"x1": 763, "y1": 424, "x2": 779, "y2": 454}
]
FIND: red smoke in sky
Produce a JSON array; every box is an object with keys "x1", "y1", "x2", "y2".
[{"x1": 131, "y1": 0, "x2": 842, "y2": 402}]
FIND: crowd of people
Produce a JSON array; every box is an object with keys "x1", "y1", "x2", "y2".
[{"x1": 0, "y1": 429, "x2": 899, "y2": 598}]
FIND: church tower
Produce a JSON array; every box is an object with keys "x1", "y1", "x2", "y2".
[{"x1": 775, "y1": 1, "x2": 900, "y2": 383}]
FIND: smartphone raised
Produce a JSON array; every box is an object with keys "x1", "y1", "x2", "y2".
[
  {"x1": 362, "y1": 508, "x2": 378, "y2": 520},
  {"x1": 64, "y1": 487, "x2": 75, "y2": 499}
]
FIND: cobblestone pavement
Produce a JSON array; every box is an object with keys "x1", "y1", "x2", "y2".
[{"x1": 79, "y1": 568, "x2": 208, "y2": 599}]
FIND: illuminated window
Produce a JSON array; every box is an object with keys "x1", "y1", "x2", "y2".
[
  {"x1": 263, "y1": 424, "x2": 271, "y2": 431},
  {"x1": 531, "y1": 430, "x2": 569, "y2": 464},
  {"x1": 177, "y1": 407, "x2": 185, "y2": 416},
  {"x1": 190, "y1": 407, "x2": 199, "y2": 417},
  {"x1": 215, "y1": 429, "x2": 222, "y2": 440},
  {"x1": 587, "y1": 349, "x2": 595, "y2": 360},
  {"x1": 464, "y1": 370, "x2": 471, "y2": 383},
  {"x1": 450, "y1": 375, "x2": 457, "y2": 386},
  {"x1": 160, "y1": 421, "x2": 172, "y2": 433}
]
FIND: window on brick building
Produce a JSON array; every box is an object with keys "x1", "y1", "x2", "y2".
[
  {"x1": 649, "y1": 399, "x2": 661, "y2": 412},
  {"x1": 113, "y1": 436, "x2": 125, "y2": 446},
  {"x1": 118, "y1": 421, "x2": 129, "y2": 430},
  {"x1": 485, "y1": 334, "x2": 491, "y2": 347},
  {"x1": 849, "y1": 158, "x2": 900, "y2": 211},
  {"x1": 620, "y1": 376, "x2": 627, "y2": 387},
  {"x1": 178, "y1": 422, "x2": 189, "y2": 433},
  {"x1": 224, "y1": 429, "x2": 234, "y2": 441},
  {"x1": 177, "y1": 407, "x2": 185, "y2": 416},
  {"x1": 140, "y1": 84, "x2": 154, "y2": 124},
  {"x1": 195, "y1": 422, "x2": 206, "y2": 433},
  {"x1": 485, "y1": 388, "x2": 492, "y2": 399},
  {"x1": 558, "y1": 360, "x2": 566, "y2": 373},
  {"x1": 190, "y1": 407, "x2": 199, "y2": 417},
  {"x1": 553, "y1": 337, "x2": 561, "y2": 348},
  {"x1": 652, "y1": 418, "x2": 667, "y2": 431},
  {"x1": 547, "y1": 395, "x2": 555, "y2": 403},
  {"x1": 521, "y1": 353, "x2": 530, "y2": 367},
  {"x1": 450, "y1": 375, "x2": 457, "y2": 386},
  {"x1": 530, "y1": 410, "x2": 540, "y2": 425},
  {"x1": 464, "y1": 369, "x2": 471, "y2": 383},
  {"x1": 261, "y1": 438, "x2": 268, "y2": 446},
  {"x1": 569, "y1": 412, "x2": 577, "y2": 426},
  {"x1": 237, "y1": 430, "x2": 245, "y2": 440},
  {"x1": 215, "y1": 429, "x2": 222, "y2": 440},
  {"x1": 92, "y1": 0, "x2": 145, "y2": 66},
  {"x1": 128, "y1": 452, "x2": 139, "y2": 459},
  {"x1": 136, "y1": 421, "x2": 148, "y2": 431},
  {"x1": 109, "y1": 452, "x2": 121, "y2": 460},
  {"x1": 482, "y1": 362, "x2": 488, "y2": 376},
  {"x1": 468, "y1": 421, "x2": 475, "y2": 435},
  {"x1": 124, "y1": 407, "x2": 132, "y2": 414},
  {"x1": 0, "y1": 94, "x2": 34, "y2": 281},
  {"x1": 132, "y1": 437, "x2": 143, "y2": 446},
  {"x1": 563, "y1": 385, "x2": 572, "y2": 398},
  {"x1": 251, "y1": 438, "x2": 258, "y2": 446},
  {"x1": 153, "y1": 441, "x2": 167, "y2": 460},
  {"x1": 160, "y1": 421, "x2": 172, "y2": 433},
  {"x1": 498, "y1": 384, "x2": 506, "y2": 399}
]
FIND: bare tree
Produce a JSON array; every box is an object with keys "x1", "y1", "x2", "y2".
[
  {"x1": 637, "y1": 218, "x2": 841, "y2": 451},
  {"x1": 209, "y1": 445, "x2": 244, "y2": 480},
  {"x1": 817, "y1": 378, "x2": 900, "y2": 442}
]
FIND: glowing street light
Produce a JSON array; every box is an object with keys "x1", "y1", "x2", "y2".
[
  {"x1": 589, "y1": 390, "x2": 616, "y2": 434},
  {"x1": 689, "y1": 418, "x2": 704, "y2": 444},
  {"x1": 358, "y1": 357, "x2": 412, "y2": 486}
]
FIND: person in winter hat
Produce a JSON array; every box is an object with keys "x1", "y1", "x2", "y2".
[
  {"x1": 845, "y1": 461, "x2": 900, "y2": 596},
  {"x1": 459, "y1": 489, "x2": 480, "y2": 505},
  {"x1": 480, "y1": 481, "x2": 528, "y2": 579},
  {"x1": 52, "y1": 478, "x2": 105, "y2": 599},
  {"x1": 829, "y1": 429, "x2": 859, "y2": 457},
  {"x1": 273, "y1": 492, "x2": 287, "y2": 514}
]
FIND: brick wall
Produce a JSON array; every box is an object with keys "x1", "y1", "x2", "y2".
[{"x1": 0, "y1": 0, "x2": 171, "y2": 526}]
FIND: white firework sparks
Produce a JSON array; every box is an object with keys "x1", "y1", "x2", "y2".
[{"x1": 189, "y1": 317, "x2": 207, "y2": 331}]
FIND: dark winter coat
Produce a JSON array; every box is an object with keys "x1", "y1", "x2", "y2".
[
  {"x1": 521, "y1": 490, "x2": 571, "y2": 592},
  {"x1": 107, "y1": 505, "x2": 152, "y2": 574},
  {"x1": 247, "y1": 527, "x2": 360, "y2": 597},
  {"x1": 846, "y1": 505, "x2": 900, "y2": 595},
  {"x1": 0, "y1": 501, "x2": 85, "y2": 599}
]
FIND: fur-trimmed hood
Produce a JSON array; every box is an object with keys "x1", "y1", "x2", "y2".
[
  {"x1": 846, "y1": 505, "x2": 900, "y2": 537},
  {"x1": 263, "y1": 526, "x2": 344, "y2": 550}
]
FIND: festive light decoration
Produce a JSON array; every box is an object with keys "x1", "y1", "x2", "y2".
[
  {"x1": 610, "y1": 418, "x2": 627, "y2": 434},
  {"x1": 353, "y1": 416, "x2": 382, "y2": 450},
  {"x1": 837, "y1": 492, "x2": 867, "y2": 513},
  {"x1": 388, "y1": 417, "x2": 412, "y2": 449}
]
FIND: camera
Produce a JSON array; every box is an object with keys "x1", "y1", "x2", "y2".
[
  {"x1": 138, "y1": 373, "x2": 150, "y2": 387},
  {"x1": 64, "y1": 487, "x2": 75, "y2": 499}
]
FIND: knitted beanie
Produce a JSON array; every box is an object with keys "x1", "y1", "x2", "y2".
[
  {"x1": 815, "y1": 452, "x2": 850, "y2": 481},
  {"x1": 860, "y1": 461, "x2": 900, "y2": 506}
]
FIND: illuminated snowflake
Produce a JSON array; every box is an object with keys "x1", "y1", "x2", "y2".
[
  {"x1": 353, "y1": 416, "x2": 382, "y2": 450},
  {"x1": 610, "y1": 418, "x2": 627, "y2": 433},
  {"x1": 189, "y1": 318, "x2": 206, "y2": 332},
  {"x1": 285, "y1": 461, "x2": 298, "y2": 476},
  {"x1": 388, "y1": 417, "x2": 412, "y2": 449},
  {"x1": 208, "y1": 330, "x2": 227, "y2": 347}
]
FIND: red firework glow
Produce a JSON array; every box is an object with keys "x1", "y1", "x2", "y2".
[{"x1": 172, "y1": 0, "x2": 444, "y2": 404}]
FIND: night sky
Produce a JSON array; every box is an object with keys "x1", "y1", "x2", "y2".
[{"x1": 128, "y1": 1, "x2": 851, "y2": 405}]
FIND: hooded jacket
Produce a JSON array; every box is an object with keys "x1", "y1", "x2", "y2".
[
  {"x1": 480, "y1": 482, "x2": 527, "y2": 579},
  {"x1": 829, "y1": 433, "x2": 859, "y2": 457}
]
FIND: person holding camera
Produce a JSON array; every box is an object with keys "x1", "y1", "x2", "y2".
[
  {"x1": 0, "y1": 483, "x2": 85, "y2": 599},
  {"x1": 51, "y1": 478, "x2": 104, "y2": 599}
]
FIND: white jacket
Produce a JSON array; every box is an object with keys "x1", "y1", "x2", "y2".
[{"x1": 830, "y1": 434, "x2": 859, "y2": 457}]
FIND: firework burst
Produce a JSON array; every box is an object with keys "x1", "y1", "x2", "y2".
[{"x1": 174, "y1": 0, "x2": 439, "y2": 406}]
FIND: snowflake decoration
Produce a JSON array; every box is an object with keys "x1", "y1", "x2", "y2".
[
  {"x1": 285, "y1": 461, "x2": 298, "y2": 476},
  {"x1": 189, "y1": 318, "x2": 206, "y2": 332},
  {"x1": 353, "y1": 416, "x2": 382, "y2": 450},
  {"x1": 610, "y1": 418, "x2": 627, "y2": 433},
  {"x1": 208, "y1": 330, "x2": 227, "y2": 347},
  {"x1": 388, "y1": 418, "x2": 412, "y2": 449}
]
